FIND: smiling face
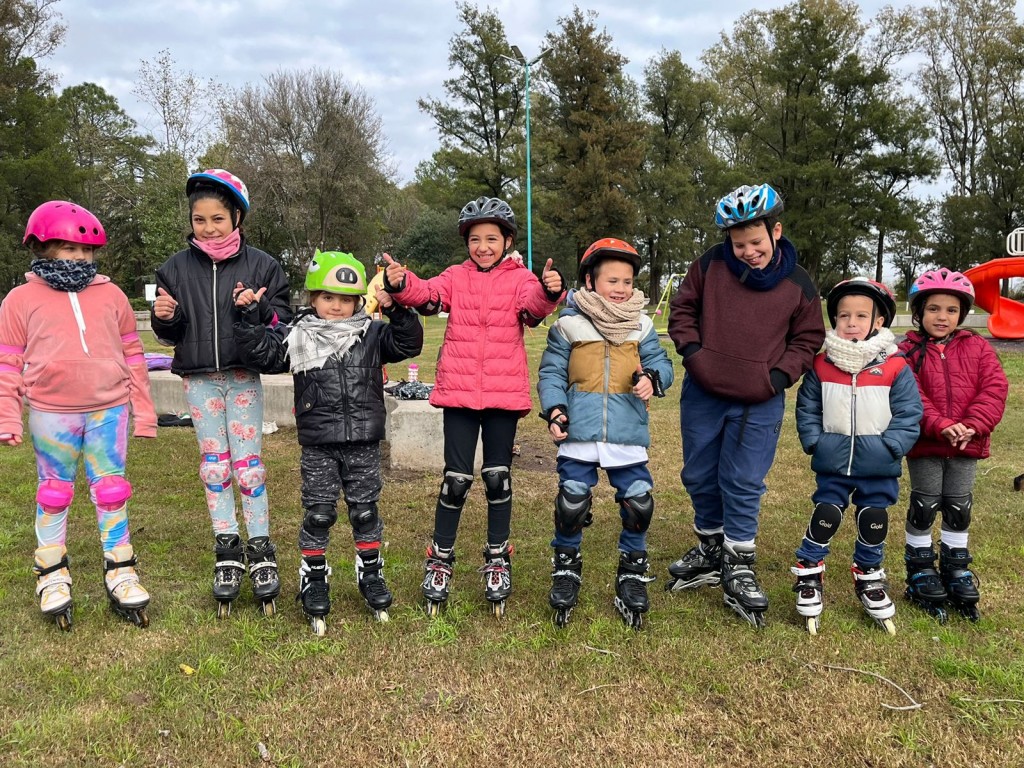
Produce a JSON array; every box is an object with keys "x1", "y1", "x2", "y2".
[
  {"x1": 466, "y1": 222, "x2": 511, "y2": 269},
  {"x1": 191, "y1": 197, "x2": 235, "y2": 241},
  {"x1": 918, "y1": 292, "x2": 962, "y2": 339},
  {"x1": 727, "y1": 220, "x2": 782, "y2": 270},
  {"x1": 586, "y1": 258, "x2": 635, "y2": 303},
  {"x1": 835, "y1": 294, "x2": 884, "y2": 341}
]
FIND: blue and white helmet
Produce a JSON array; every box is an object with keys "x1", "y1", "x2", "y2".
[{"x1": 714, "y1": 183, "x2": 784, "y2": 230}]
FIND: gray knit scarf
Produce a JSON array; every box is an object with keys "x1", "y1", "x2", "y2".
[
  {"x1": 572, "y1": 289, "x2": 649, "y2": 345},
  {"x1": 285, "y1": 310, "x2": 371, "y2": 373}
]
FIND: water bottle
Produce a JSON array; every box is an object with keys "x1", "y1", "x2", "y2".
[{"x1": 408, "y1": 363, "x2": 419, "y2": 382}]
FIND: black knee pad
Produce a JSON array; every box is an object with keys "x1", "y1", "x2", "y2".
[
  {"x1": 621, "y1": 492, "x2": 654, "y2": 533},
  {"x1": 941, "y1": 493, "x2": 972, "y2": 532},
  {"x1": 555, "y1": 486, "x2": 593, "y2": 536},
  {"x1": 856, "y1": 506, "x2": 888, "y2": 547},
  {"x1": 303, "y1": 503, "x2": 337, "y2": 536},
  {"x1": 907, "y1": 491, "x2": 941, "y2": 532},
  {"x1": 805, "y1": 502, "x2": 843, "y2": 546},
  {"x1": 438, "y1": 471, "x2": 473, "y2": 510},
  {"x1": 481, "y1": 466, "x2": 511, "y2": 505},
  {"x1": 347, "y1": 502, "x2": 380, "y2": 535}
]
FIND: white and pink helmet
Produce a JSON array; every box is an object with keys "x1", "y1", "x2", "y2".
[
  {"x1": 909, "y1": 267, "x2": 975, "y2": 319},
  {"x1": 186, "y1": 169, "x2": 250, "y2": 221},
  {"x1": 23, "y1": 201, "x2": 106, "y2": 247}
]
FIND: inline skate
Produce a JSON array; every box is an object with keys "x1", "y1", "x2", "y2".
[
  {"x1": 665, "y1": 532, "x2": 723, "y2": 592},
  {"x1": 549, "y1": 546, "x2": 583, "y2": 628},
  {"x1": 904, "y1": 544, "x2": 948, "y2": 623},
  {"x1": 940, "y1": 544, "x2": 980, "y2": 622},
  {"x1": 852, "y1": 564, "x2": 896, "y2": 635},
  {"x1": 721, "y1": 542, "x2": 768, "y2": 628},
  {"x1": 480, "y1": 542, "x2": 513, "y2": 619},
  {"x1": 791, "y1": 559, "x2": 824, "y2": 635},
  {"x1": 213, "y1": 533, "x2": 245, "y2": 619},
  {"x1": 356, "y1": 549, "x2": 392, "y2": 622},
  {"x1": 103, "y1": 544, "x2": 150, "y2": 628},
  {"x1": 298, "y1": 554, "x2": 331, "y2": 636},
  {"x1": 614, "y1": 549, "x2": 654, "y2": 630},
  {"x1": 246, "y1": 536, "x2": 280, "y2": 617},
  {"x1": 422, "y1": 544, "x2": 455, "y2": 618},
  {"x1": 33, "y1": 544, "x2": 73, "y2": 631}
]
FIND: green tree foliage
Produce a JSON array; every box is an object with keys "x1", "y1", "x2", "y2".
[{"x1": 392, "y1": 207, "x2": 465, "y2": 278}]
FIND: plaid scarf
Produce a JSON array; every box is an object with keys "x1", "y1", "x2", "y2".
[
  {"x1": 571, "y1": 288, "x2": 649, "y2": 345},
  {"x1": 285, "y1": 309, "x2": 371, "y2": 373}
]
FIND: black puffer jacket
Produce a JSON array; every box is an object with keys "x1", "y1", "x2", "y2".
[
  {"x1": 151, "y1": 238, "x2": 293, "y2": 375},
  {"x1": 234, "y1": 305, "x2": 423, "y2": 446}
]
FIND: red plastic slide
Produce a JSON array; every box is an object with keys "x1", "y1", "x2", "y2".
[{"x1": 964, "y1": 257, "x2": 1024, "y2": 339}]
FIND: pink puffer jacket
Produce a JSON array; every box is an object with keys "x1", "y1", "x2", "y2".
[{"x1": 394, "y1": 257, "x2": 562, "y2": 414}]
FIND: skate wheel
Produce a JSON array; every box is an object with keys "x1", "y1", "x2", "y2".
[
  {"x1": 880, "y1": 617, "x2": 896, "y2": 636},
  {"x1": 806, "y1": 616, "x2": 818, "y2": 636},
  {"x1": 664, "y1": 579, "x2": 677, "y2": 592},
  {"x1": 55, "y1": 611, "x2": 72, "y2": 632},
  {"x1": 752, "y1": 612, "x2": 767, "y2": 629},
  {"x1": 310, "y1": 617, "x2": 327, "y2": 637},
  {"x1": 217, "y1": 601, "x2": 231, "y2": 620},
  {"x1": 491, "y1": 600, "x2": 506, "y2": 619},
  {"x1": 375, "y1": 609, "x2": 390, "y2": 623},
  {"x1": 261, "y1": 599, "x2": 276, "y2": 618},
  {"x1": 554, "y1": 608, "x2": 571, "y2": 628},
  {"x1": 631, "y1": 613, "x2": 644, "y2": 631},
  {"x1": 136, "y1": 609, "x2": 150, "y2": 629},
  {"x1": 425, "y1": 600, "x2": 441, "y2": 618}
]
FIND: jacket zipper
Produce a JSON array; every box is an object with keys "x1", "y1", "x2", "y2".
[
  {"x1": 212, "y1": 262, "x2": 220, "y2": 370},
  {"x1": 846, "y1": 371, "x2": 858, "y2": 475},
  {"x1": 602, "y1": 343, "x2": 610, "y2": 442}
]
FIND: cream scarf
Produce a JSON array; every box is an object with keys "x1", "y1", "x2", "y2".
[
  {"x1": 572, "y1": 289, "x2": 649, "y2": 345},
  {"x1": 823, "y1": 327, "x2": 897, "y2": 374}
]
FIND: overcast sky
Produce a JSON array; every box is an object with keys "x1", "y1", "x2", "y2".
[{"x1": 48, "y1": 1, "x2": 955, "y2": 184}]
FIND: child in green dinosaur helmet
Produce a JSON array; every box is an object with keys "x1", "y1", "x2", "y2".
[{"x1": 233, "y1": 249, "x2": 423, "y2": 632}]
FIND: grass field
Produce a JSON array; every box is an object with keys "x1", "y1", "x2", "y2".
[{"x1": 1, "y1": 318, "x2": 1023, "y2": 768}]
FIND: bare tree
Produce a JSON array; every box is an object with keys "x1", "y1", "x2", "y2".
[{"x1": 132, "y1": 49, "x2": 214, "y2": 166}]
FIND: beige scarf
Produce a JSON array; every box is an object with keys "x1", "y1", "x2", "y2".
[{"x1": 572, "y1": 289, "x2": 649, "y2": 345}]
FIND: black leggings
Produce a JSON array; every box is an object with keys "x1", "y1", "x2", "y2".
[{"x1": 433, "y1": 408, "x2": 519, "y2": 549}]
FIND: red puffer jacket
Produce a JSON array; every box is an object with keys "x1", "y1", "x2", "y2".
[
  {"x1": 394, "y1": 257, "x2": 562, "y2": 414},
  {"x1": 897, "y1": 329, "x2": 1008, "y2": 459}
]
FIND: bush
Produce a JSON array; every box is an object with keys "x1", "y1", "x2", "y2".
[{"x1": 129, "y1": 296, "x2": 151, "y2": 312}]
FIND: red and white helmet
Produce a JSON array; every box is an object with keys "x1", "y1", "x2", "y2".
[
  {"x1": 186, "y1": 169, "x2": 250, "y2": 220},
  {"x1": 23, "y1": 201, "x2": 106, "y2": 247},
  {"x1": 909, "y1": 268, "x2": 975, "y2": 318}
]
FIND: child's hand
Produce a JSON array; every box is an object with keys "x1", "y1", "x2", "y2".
[
  {"x1": 375, "y1": 287, "x2": 393, "y2": 310},
  {"x1": 382, "y1": 253, "x2": 406, "y2": 290},
  {"x1": 632, "y1": 364, "x2": 654, "y2": 401},
  {"x1": 153, "y1": 287, "x2": 178, "y2": 320},
  {"x1": 0, "y1": 433, "x2": 22, "y2": 446},
  {"x1": 541, "y1": 258, "x2": 563, "y2": 295},
  {"x1": 547, "y1": 408, "x2": 569, "y2": 442},
  {"x1": 941, "y1": 422, "x2": 976, "y2": 450},
  {"x1": 233, "y1": 282, "x2": 267, "y2": 308}
]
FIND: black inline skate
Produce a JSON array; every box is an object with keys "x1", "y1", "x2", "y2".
[
  {"x1": 213, "y1": 533, "x2": 246, "y2": 619},
  {"x1": 480, "y1": 542, "x2": 513, "y2": 619},
  {"x1": 549, "y1": 546, "x2": 583, "y2": 628},
  {"x1": 298, "y1": 554, "x2": 331, "y2": 636},
  {"x1": 614, "y1": 550, "x2": 654, "y2": 630},
  {"x1": 422, "y1": 545, "x2": 455, "y2": 618},
  {"x1": 721, "y1": 542, "x2": 768, "y2": 628},
  {"x1": 246, "y1": 536, "x2": 280, "y2": 617},
  {"x1": 103, "y1": 544, "x2": 150, "y2": 628},
  {"x1": 904, "y1": 544, "x2": 948, "y2": 623},
  {"x1": 666, "y1": 532, "x2": 723, "y2": 592},
  {"x1": 940, "y1": 544, "x2": 980, "y2": 622},
  {"x1": 356, "y1": 549, "x2": 392, "y2": 622},
  {"x1": 34, "y1": 544, "x2": 73, "y2": 631}
]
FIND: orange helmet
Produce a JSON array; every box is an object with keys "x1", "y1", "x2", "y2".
[{"x1": 578, "y1": 238, "x2": 640, "y2": 284}]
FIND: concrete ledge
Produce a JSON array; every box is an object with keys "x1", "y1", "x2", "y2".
[
  {"x1": 148, "y1": 370, "x2": 297, "y2": 426},
  {"x1": 384, "y1": 396, "x2": 481, "y2": 471}
]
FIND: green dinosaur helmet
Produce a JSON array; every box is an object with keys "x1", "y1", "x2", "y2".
[{"x1": 305, "y1": 250, "x2": 367, "y2": 295}]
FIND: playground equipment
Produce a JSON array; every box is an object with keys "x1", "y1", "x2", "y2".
[
  {"x1": 652, "y1": 274, "x2": 682, "y2": 333},
  {"x1": 963, "y1": 229, "x2": 1024, "y2": 339}
]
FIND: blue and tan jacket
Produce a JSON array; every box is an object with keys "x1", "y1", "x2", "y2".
[
  {"x1": 795, "y1": 351, "x2": 922, "y2": 478},
  {"x1": 537, "y1": 293, "x2": 674, "y2": 447}
]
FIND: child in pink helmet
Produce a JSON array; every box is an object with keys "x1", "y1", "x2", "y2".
[
  {"x1": 898, "y1": 268, "x2": 1008, "y2": 622},
  {"x1": 0, "y1": 201, "x2": 157, "y2": 630}
]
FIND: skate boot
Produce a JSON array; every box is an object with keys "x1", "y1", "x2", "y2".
[
  {"x1": 103, "y1": 544, "x2": 150, "y2": 628},
  {"x1": 33, "y1": 545, "x2": 73, "y2": 631},
  {"x1": 852, "y1": 563, "x2": 896, "y2": 635},
  {"x1": 246, "y1": 536, "x2": 280, "y2": 617},
  {"x1": 356, "y1": 549, "x2": 392, "y2": 622},
  {"x1": 666, "y1": 532, "x2": 723, "y2": 592},
  {"x1": 480, "y1": 542, "x2": 513, "y2": 619},
  {"x1": 721, "y1": 542, "x2": 768, "y2": 628},
  {"x1": 549, "y1": 546, "x2": 583, "y2": 628},
  {"x1": 422, "y1": 544, "x2": 455, "y2": 618},
  {"x1": 615, "y1": 550, "x2": 654, "y2": 630},
  {"x1": 297, "y1": 555, "x2": 331, "y2": 636},
  {"x1": 791, "y1": 559, "x2": 824, "y2": 635},
  {"x1": 212, "y1": 533, "x2": 245, "y2": 619},
  {"x1": 940, "y1": 544, "x2": 980, "y2": 622},
  {"x1": 904, "y1": 544, "x2": 948, "y2": 623}
]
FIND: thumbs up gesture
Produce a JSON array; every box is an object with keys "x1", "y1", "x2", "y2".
[
  {"x1": 153, "y1": 287, "x2": 178, "y2": 320},
  {"x1": 381, "y1": 252, "x2": 406, "y2": 291},
  {"x1": 632, "y1": 364, "x2": 654, "y2": 401},
  {"x1": 541, "y1": 258, "x2": 564, "y2": 296}
]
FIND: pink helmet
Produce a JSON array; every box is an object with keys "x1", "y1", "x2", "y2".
[
  {"x1": 909, "y1": 267, "x2": 975, "y2": 318},
  {"x1": 186, "y1": 169, "x2": 250, "y2": 220},
  {"x1": 23, "y1": 201, "x2": 107, "y2": 247}
]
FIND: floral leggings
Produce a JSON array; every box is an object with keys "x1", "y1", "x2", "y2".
[{"x1": 183, "y1": 369, "x2": 269, "y2": 539}]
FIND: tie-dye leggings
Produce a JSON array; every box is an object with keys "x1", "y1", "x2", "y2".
[
  {"x1": 31, "y1": 405, "x2": 132, "y2": 551},
  {"x1": 183, "y1": 369, "x2": 269, "y2": 539}
]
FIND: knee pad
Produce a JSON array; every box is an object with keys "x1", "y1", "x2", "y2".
[
  {"x1": 941, "y1": 493, "x2": 973, "y2": 532},
  {"x1": 347, "y1": 502, "x2": 380, "y2": 535},
  {"x1": 303, "y1": 503, "x2": 337, "y2": 536},
  {"x1": 438, "y1": 471, "x2": 473, "y2": 510},
  {"x1": 233, "y1": 455, "x2": 266, "y2": 497},
  {"x1": 856, "y1": 506, "x2": 888, "y2": 548},
  {"x1": 621, "y1": 492, "x2": 654, "y2": 533},
  {"x1": 907, "y1": 491, "x2": 941, "y2": 532},
  {"x1": 90, "y1": 476, "x2": 132, "y2": 511},
  {"x1": 805, "y1": 502, "x2": 843, "y2": 546},
  {"x1": 555, "y1": 485, "x2": 593, "y2": 536},
  {"x1": 199, "y1": 451, "x2": 233, "y2": 493},
  {"x1": 481, "y1": 466, "x2": 511, "y2": 505},
  {"x1": 36, "y1": 479, "x2": 74, "y2": 513}
]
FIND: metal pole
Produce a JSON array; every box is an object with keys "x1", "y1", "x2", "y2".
[{"x1": 524, "y1": 60, "x2": 533, "y2": 272}]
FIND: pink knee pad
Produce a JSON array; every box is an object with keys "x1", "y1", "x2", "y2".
[
  {"x1": 91, "y1": 476, "x2": 132, "y2": 511},
  {"x1": 200, "y1": 451, "x2": 233, "y2": 492},
  {"x1": 37, "y1": 479, "x2": 74, "y2": 513},
  {"x1": 233, "y1": 455, "x2": 266, "y2": 497}
]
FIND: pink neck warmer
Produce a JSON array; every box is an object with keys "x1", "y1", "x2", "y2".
[{"x1": 193, "y1": 229, "x2": 242, "y2": 262}]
